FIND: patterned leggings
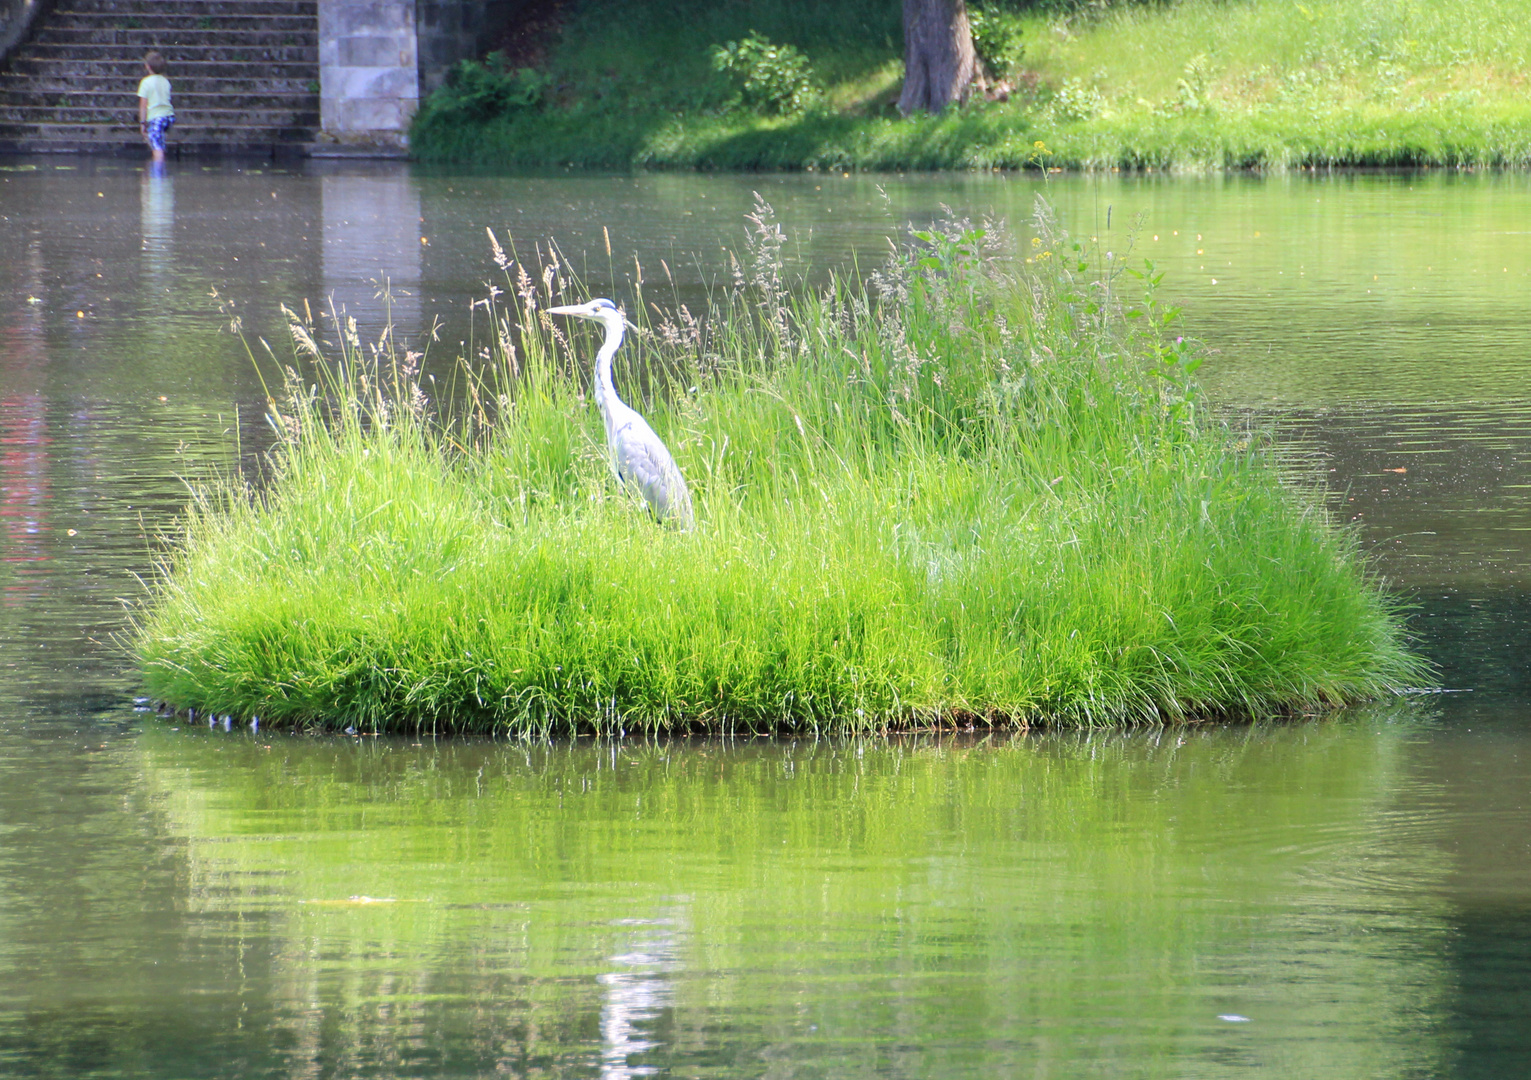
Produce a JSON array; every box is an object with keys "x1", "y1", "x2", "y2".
[{"x1": 145, "y1": 115, "x2": 175, "y2": 153}]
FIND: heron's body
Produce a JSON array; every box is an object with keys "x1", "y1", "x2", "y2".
[{"x1": 548, "y1": 298, "x2": 694, "y2": 529}]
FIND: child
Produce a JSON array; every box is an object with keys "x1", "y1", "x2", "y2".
[{"x1": 137, "y1": 51, "x2": 174, "y2": 163}]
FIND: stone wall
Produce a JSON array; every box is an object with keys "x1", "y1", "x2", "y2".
[
  {"x1": 318, "y1": 0, "x2": 526, "y2": 148},
  {"x1": 415, "y1": 0, "x2": 520, "y2": 96},
  {"x1": 319, "y1": 0, "x2": 419, "y2": 147}
]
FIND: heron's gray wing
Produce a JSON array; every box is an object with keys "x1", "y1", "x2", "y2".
[{"x1": 613, "y1": 419, "x2": 693, "y2": 526}]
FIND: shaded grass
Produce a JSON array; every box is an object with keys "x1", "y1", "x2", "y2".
[
  {"x1": 412, "y1": 107, "x2": 1035, "y2": 172},
  {"x1": 134, "y1": 200, "x2": 1423, "y2": 734},
  {"x1": 416, "y1": 102, "x2": 1531, "y2": 171}
]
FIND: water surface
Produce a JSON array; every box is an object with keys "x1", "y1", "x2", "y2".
[{"x1": 1, "y1": 158, "x2": 1529, "y2": 1077}]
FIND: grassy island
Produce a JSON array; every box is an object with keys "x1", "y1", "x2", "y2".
[
  {"x1": 135, "y1": 201, "x2": 1421, "y2": 734},
  {"x1": 411, "y1": 0, "x2": 1531, "y2": 172}
]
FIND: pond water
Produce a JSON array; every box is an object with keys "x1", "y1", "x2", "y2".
[{"x1": 1, "y1": 158, "x2": 1528, "y2": 1077}]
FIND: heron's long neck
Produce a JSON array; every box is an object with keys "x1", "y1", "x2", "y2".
[{"x1": 593, "y1": 317, "x2": 625, "y2": 425}]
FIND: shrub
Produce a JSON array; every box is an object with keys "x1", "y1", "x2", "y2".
[
  {"x1": 1050, "y1": 76, "x2": 1107, "y2": 120},
  {"x1": 1168, "y1": 53, "x2": 1216, "y2": 115},
  {"x1": 421, "y1": 52, "x2": 550, "y2": 124},
  {"x1": 969, "y1": 4, "x2": 1027, "y2": 80},
  {"x1": 710, "y1": 31, "x2": 820, "y2": 116}
]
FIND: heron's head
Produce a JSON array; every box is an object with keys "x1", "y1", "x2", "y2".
[{"x1": 547, "y1": 298, "x2": 622, "y2": 323}]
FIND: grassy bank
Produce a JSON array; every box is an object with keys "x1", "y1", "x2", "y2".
[
  {"x1": 135, "y1": 201, "x2": 1422, "y2": 734},
  {"x1": 411, "y1": 0, "x2": 1531, "y2": 171}
]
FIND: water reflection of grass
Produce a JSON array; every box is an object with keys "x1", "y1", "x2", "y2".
[
  {"x1": 137, "y1": 714, "x2": 1452, "y2": 1076},
  {"x1": 135, "y1": 200, "x2": 1420, "y2": 733}
]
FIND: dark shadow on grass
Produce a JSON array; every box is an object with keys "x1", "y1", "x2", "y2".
[
  {"x1": 413, "y1": 105, "x2": 1047, "y2": 173},
  {"x1": 411, "y1": 109, "x2": 672, "y2": 170},
  {"x1": 674, "y1": 107, "x2": 1041, "y2": 172}
]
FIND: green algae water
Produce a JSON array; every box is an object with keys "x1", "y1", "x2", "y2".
[
  {"x1": 129, "y1": 718, "x2": 1469, "y2": 1072},
  {"x1": 2, "y1": 158, "x2": 1531, "y2": 1074},
  {"x1": 6, "y1": 706, "x2": 1528, "y2": 1076}
]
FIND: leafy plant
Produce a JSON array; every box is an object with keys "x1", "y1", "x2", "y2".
[
  {"x1": 1169, "y1": 53, "x2": 1216, "y2": 115},
  {"x1": 968, "y1": 4, "x2": 1027, "y2": 80},
  {"x1": 425, "y1": 53, "x2": 551, "y2": 124},
  {"x1": 710, "y1": 31, "x2": 820, "y2": 116},
  {"x1": 1125, "y1": 258, "x2": 1201, "y2": 424},
  {"x1": 1050, "y1": 76, "x2": 1106, "y2": 121}
]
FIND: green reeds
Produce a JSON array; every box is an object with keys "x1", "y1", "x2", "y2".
[{"x1": 134, "y1": 198, "x2": 1424, "y2": 734}]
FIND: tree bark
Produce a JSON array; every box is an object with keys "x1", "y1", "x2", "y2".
[{"x1": 898, "y1": 0, "x2": 981, "y2": 115}]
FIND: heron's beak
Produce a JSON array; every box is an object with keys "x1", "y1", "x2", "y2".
[{"x1": 546, "y1": 304, "x2": 587, "y2": 317}]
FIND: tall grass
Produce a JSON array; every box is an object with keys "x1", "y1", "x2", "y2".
[
  {"x1": 1025, "y1": 0, "x2": 1531, "y2": 111},
  {"x1": 134, "y1": 197, "x2": 1423, "y2": 734},
  {"x1": 1017, "y1": 0, "x2": 1531, "y2": 169}
]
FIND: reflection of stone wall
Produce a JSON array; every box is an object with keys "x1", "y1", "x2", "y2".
[
  {"x1": 321, "y1": 171, "x2": 421, "y2": 341},
  {"x1": 319, "y1": 0, "x2": 419, "y2": 147}
]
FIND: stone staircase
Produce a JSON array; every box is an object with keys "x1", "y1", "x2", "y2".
[{"x1": 0, "y1": 0, "x2": 320, "y2": 155}]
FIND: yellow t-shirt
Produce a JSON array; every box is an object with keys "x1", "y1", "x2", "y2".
[{"x1": 137, "y1": 74, "x2": 173, "y2": 120}]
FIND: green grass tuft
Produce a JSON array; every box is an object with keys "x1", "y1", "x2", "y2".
[{"x1": 134, "y1": 199, "x2": 1424, "y2": 734}]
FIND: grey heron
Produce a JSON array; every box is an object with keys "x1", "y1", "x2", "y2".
[{"x1": 547, "y1": 298, "x2": 694, "y2": 529}]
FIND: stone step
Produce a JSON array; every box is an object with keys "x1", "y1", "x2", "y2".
[
  {"x1": 1, "y1": 73, "x2": 318, "y2": 95},
  {"x1": 7, "y1": 57, "x2": 318, "y2": 79},
  {"x1": 24, "y1": 42, "x2": 318, "y2": 62},
  {"x1": 0, "y1": 134, "x2": 312, "y2": 156},
  {"x1": 35, "y1": 27, "x2": 317, "y2": 48},
  {"x1": 0, "y1": 105, "x2": 320, "y2": 125},
  {"x1": 0, "y1": 120, "x2": 316, "y2": 141},
  {"x1": 0, "y1": 88, "x2": 317, "y2": 110},
  {"x1": 0, "y1": 0, "x2": 357, "y2": 156},
  {"x1": 46, "y1": 12, "x2": 317, "y2": 31},
  {"x1": 56, "y1": 0, "x2": 316, "y2": 16}
]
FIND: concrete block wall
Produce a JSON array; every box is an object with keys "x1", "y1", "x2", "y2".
[
  {"x1": 320, "y1": 0, "x2": 526, "y2": 148},
  {"x1": 320, "y1": 0, "x2": 419, "y2": 147}
]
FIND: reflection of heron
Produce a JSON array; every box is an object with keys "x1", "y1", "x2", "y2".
[
  {"x1": 547, "y1": 299, "x2": 694, "y2": 529},
  {"x1": 598, "y1": 917, "x2": 681, "y2": 1080}
]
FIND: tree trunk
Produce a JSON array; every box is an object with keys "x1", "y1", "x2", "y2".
[{"x1": 898, "y1": 0, "x2": 981, "y2": 115}]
